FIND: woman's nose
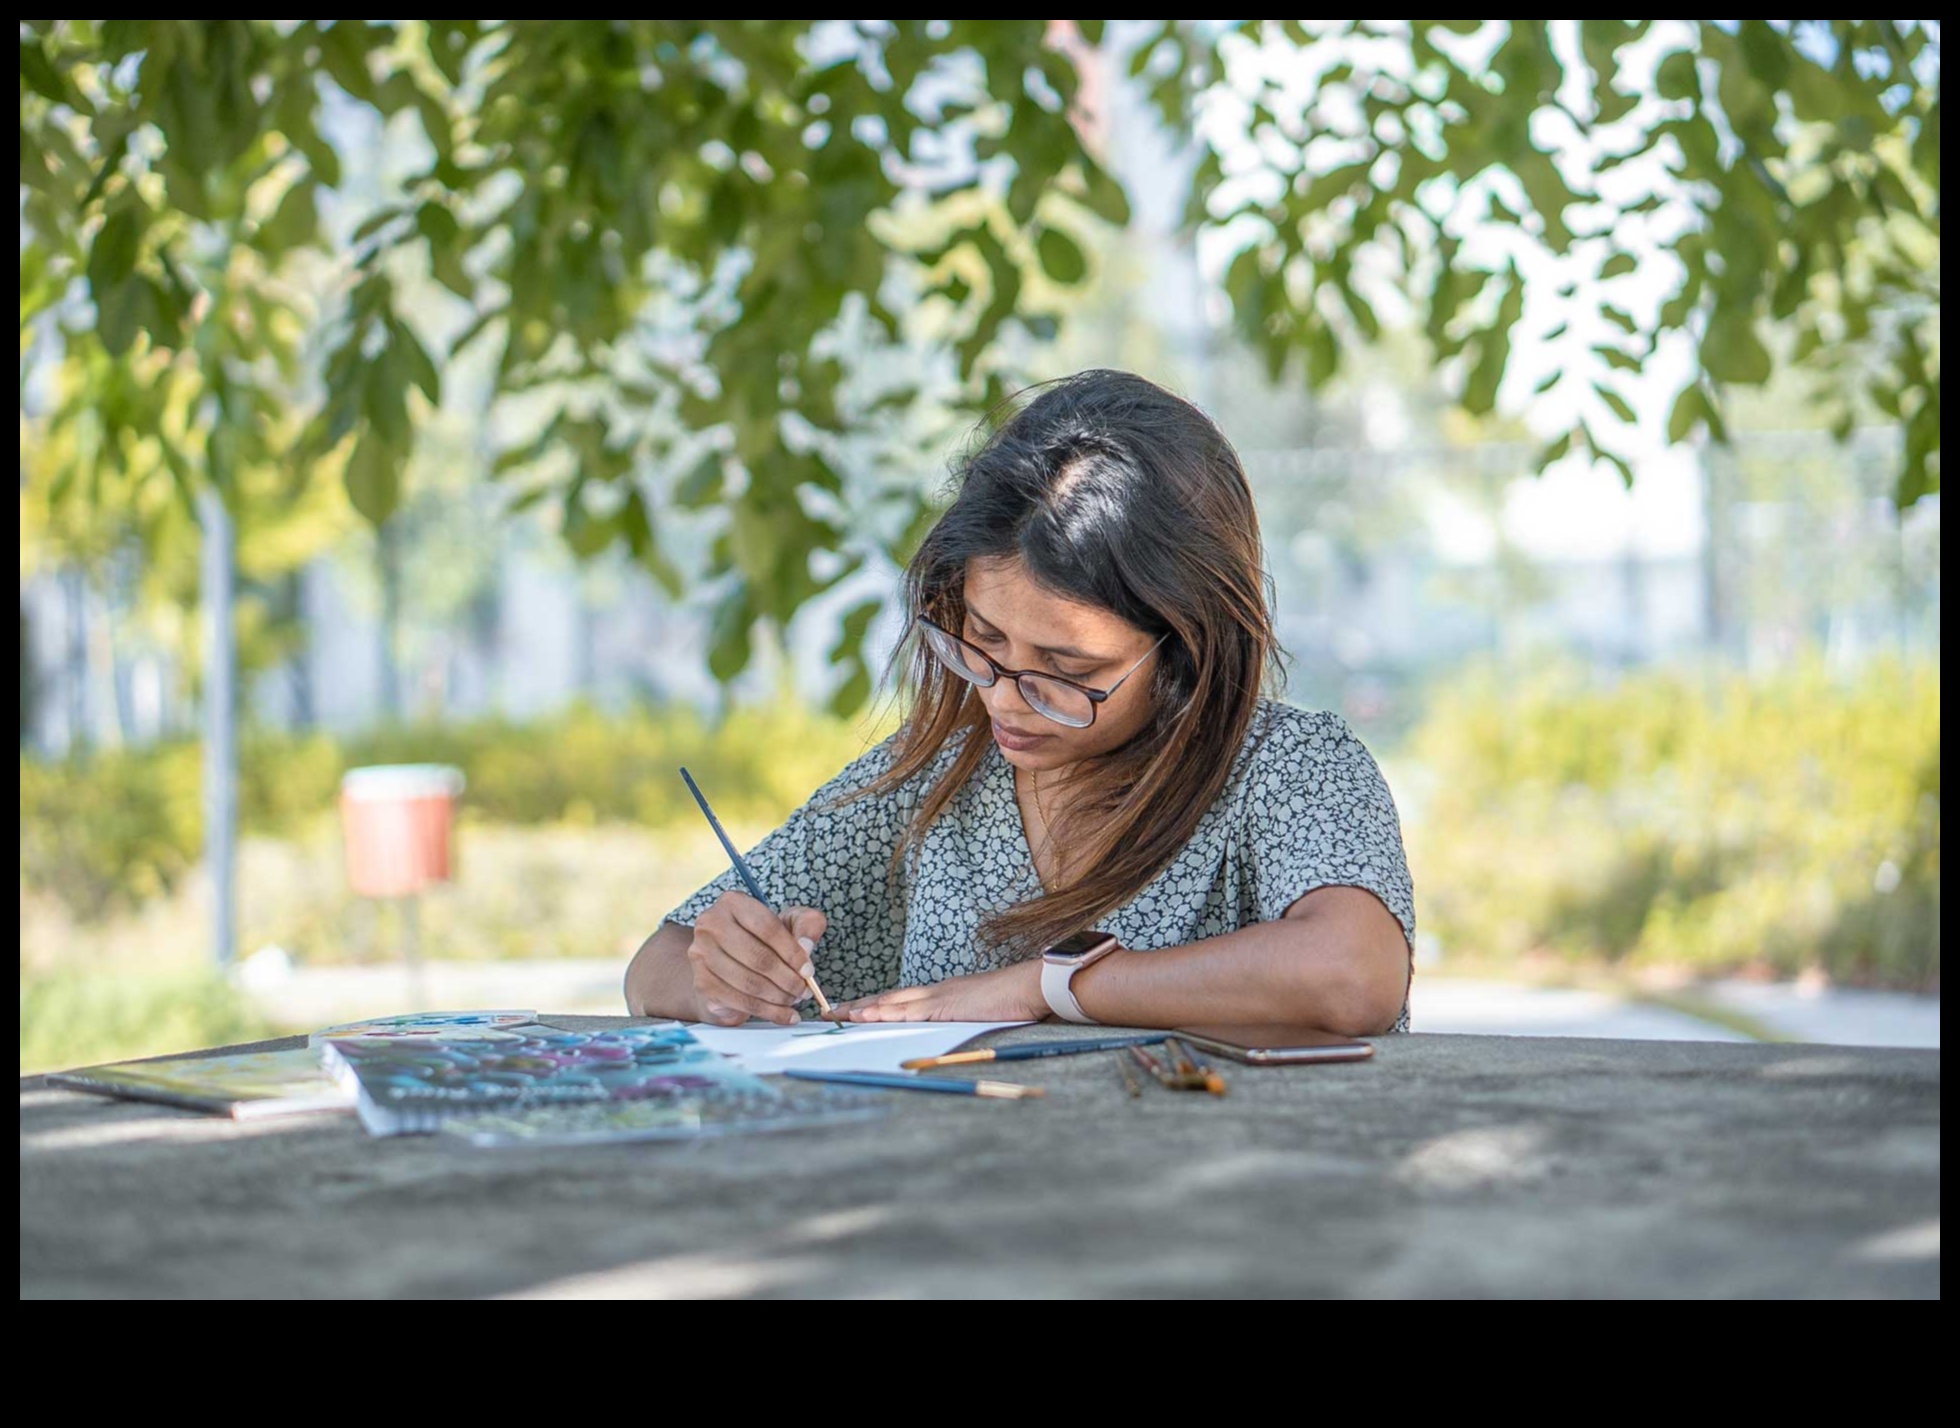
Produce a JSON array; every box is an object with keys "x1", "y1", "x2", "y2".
[{"x1": 980, "y1": 678, "x2": 1037, "y2": 721}]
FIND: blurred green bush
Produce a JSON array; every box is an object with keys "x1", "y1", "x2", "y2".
[
  {"x1": 1407, "y1": 656, "x2": 1940, "y2": 990},
  {"x1": 19, "y1": 701, "x2": 885, "y2": 917},
  {"x1": 19, "y1": 968, "x2": 276, "y2": 1074},
  {"x1": 19, "y1": 665, "x2": 1941, "y2": 993}
]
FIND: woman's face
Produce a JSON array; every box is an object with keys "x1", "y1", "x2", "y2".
[{"x1": 959, "y1": 555, "x2": 1161, "y2": 772}]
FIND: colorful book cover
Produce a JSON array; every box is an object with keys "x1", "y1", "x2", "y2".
[
  {"x1": 306, "y1": 1009, "x2": 539, "y2": 1046},
  {"x1": 46, "y1": 1048, "x2": 355, "y2": 1120},
  {"x1": 325, "y1": 1023, "x2": 872, "y2": 1141}
]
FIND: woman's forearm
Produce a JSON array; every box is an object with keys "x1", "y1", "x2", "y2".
[
  {"x1": 1066, "y1": 885, "x2": 1411, "y2": 1035},
  {"x1": 623, "y1": 920, "x2": 704, "y2": 1019}
]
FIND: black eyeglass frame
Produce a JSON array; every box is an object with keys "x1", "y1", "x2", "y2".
[{"x1": 915, "y1": 615, "x2": 1169, "y2": 729}]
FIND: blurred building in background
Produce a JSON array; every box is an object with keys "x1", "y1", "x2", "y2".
[{"x1": 19, "y1": 422, "x2": 1939, "y2": 754}]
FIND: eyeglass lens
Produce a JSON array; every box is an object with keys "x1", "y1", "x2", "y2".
[{"x1": 919, "y1": 623, "x2": 1097, "y2": 728}]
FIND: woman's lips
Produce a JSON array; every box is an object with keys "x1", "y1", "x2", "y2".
[{"x1": 991, "y1": 721, "x2": 1052, "y2": 751}]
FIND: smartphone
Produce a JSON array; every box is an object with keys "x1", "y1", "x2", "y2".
[{"x1": 1172, "y1": 1025, "x2": 1375, "y2": 1066}]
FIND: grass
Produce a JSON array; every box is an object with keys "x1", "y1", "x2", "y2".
[
  {"x1": 19, "y1": 816, "x2": 769, "y2": 1074},
  {"x1": 20, "y1": 968, "x2": 281, "y2": 1076}
]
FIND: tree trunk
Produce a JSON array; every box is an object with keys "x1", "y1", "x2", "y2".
[
  {"x1": 378, "y1": 519, "x2": 403, "y2": 723},
  {"x1": 199, "y1": 488, "x2": 238, "y2": 969},
  {"x1": 62, "y1": 566, "x2": 88, "y2": 752}
]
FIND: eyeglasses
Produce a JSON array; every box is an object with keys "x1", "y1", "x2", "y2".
[{"x1": 915, "y1": 615, "x2": 1169, "y2": 729}]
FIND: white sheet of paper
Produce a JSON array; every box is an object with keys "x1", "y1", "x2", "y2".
[{"x1": 684, "y1": 1020, "x2": 1028, "y2": 1075}]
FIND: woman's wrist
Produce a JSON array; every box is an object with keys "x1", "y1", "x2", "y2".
[
  {"x1": 626, "y1": 922, "x2": 706, "y2": 1020},
  {"x1": 1061, "y1": 942, "x2": 1126, "y2": 1024},
  {"x1": 1024, "y1": 959, "x2": 1057, "y2": 1020}
]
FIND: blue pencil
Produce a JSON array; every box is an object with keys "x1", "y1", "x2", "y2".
[
  {"x1": 782, "y1": 1069, "x2": 1044, "y2": 1100},
  {"x1": 901, "y1": 1033, "x2": 1168, "y2": 1069}
]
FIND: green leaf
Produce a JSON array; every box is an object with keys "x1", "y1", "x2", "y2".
[
  {"x1": 674, "y1": 452, "x2": 725, "y2": 509},
  {"x1": 86, "y1": 204, "x2": 144, "y2": 291},
  {"x1": 1298, "y1": 158, "x2": 1374, "y2": 215},
  {"x1": 1594, "y1": 382, "x2": 1637, "y2": 424},
  {"x1": 828, "y1": 664, "x2": 872, "y2": 717},
  {"x1": 561, "y1": 486, "x2": 613, "y2": 559},
  {"x1": 1462, "y1": 273, "x2": 1524, "y2": 416},
  {"x1": 416, "y1": 201, "x2": 473, "y2": 299},
  {"x1": 94, "y1": 278, "x2": 147, "y2": 356},
  {"x1": 1596, "y1": 442, "x2": 1636, "y2": 489},
  {"x1": 708, "y1": 585, "x2": 756, "y2": 682},
  {"x1": 1666, "y1": 385, "x2": 1706, "y2": 443},
  {"x1": 1655, "y1": 50, "x2": 1700, "y2": 102},
  {"x1": 20, "y1": 38, "x2": 80, "y2": 109},
  {"x1": 1035, "y1": 226, "x2": 1088, "y2": 284},
  {"x1": 833, "y1": 597, "x2": 882, "y2": 660},
  {"x1": 352, "y1": 205, "x2": 408, "y2": 245},
  {"x1": 344, "y1": 433, "x2": 401, "y2": 524},
  {"x1": 392, "y1": 320, "x2": 441, "y2": 404},
  {"x1": 1699, "y1": 308, "x2": 1772, "y2": 385},
  {"x1": 320, "y1": 21, "x2": 381, "y2": 105},
  {"x1": 1599, "y1": 253, "x2": 1637, "y2": 280},
  {"x1": 256, "y1": 178, "x2": 318, "y2": 254},
  {"x1": 825, "y1": 596, "x2": 883, "y2": 716}
]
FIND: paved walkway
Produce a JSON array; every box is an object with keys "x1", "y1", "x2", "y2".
[
  {"x1": 235, "y1": 954, "x2": 1941, "y2": 1049},
  {"x1": 1409, "y1": 980, "x2": 1754, "y2": 1042},
  {"x1": 1696, "y1": 980, "x2": 1941, "y2": 1049}
]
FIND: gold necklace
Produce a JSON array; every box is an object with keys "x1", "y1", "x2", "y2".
[
  {"x1": 1031, "y1": 767, "x2": 1057, "y2": 830},
  {"x1": 1029, "y1": 768, "x2": 1063, "y2": 889}
]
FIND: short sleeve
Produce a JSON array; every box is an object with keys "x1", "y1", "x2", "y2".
[
  {"x1": 1243, "y1": 710, "x2": 1417, "y2": 949},
  {"x1": 662, "y1": 733, "x2": 913, "y2": 1003}
]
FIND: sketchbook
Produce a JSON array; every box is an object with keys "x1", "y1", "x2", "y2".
[
  {"x1": 322, "y1": 1022, "x2": 879, "y2": 1142},
  {"x1": 46, "y1": 1048, "x2": 355, "y2": 1120},
  {"x1": 684, "y1": 1019, "x2": 1027, "y2": 1075}
]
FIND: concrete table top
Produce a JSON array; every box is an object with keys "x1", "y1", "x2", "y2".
[{"x1": 19, "y1": 1018, "x2": 1940, "y2": 1298}]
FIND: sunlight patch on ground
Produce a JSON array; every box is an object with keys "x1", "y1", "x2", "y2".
[
  {"x1": 1849, "y1": 1219, "x2": 1939, "y2": 1262},
  {"x1": 1395, "y1": 1124, "x2": 1553, "y2": 1191}
]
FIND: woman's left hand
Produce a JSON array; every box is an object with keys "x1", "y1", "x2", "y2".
[{"x1": 830, "y1": 962, "x2": 1048, "y2": 1023}]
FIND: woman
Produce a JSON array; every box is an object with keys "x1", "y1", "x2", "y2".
[{"x1": 625, "y1": 369, "x2": 1416, "y2": 1035}]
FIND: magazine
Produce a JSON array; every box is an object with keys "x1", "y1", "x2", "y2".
[{"x1": 47, "y1": 1048, "x2": 354, "y2": 1120}]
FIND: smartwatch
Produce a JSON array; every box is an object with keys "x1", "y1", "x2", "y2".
[{"x1": 1040, "y1": 929, "x2": 1122, "y2": 1024}]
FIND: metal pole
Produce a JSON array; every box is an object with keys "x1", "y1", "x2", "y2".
[
  {"x1": 199, "y1": 487, "x2": 237, "y2": 969},
  {"x1": 402, "y1": 894, "x2": 426, "y2": 1008}
]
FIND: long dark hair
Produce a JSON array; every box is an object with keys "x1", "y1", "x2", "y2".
[{"x1": 863, "y1": 368, "x2": 1281, "y2": 957}]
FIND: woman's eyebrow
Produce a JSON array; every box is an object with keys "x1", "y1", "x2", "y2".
[{"x1": 966, "y1": 602, "x2": 1107, "y2": 664}]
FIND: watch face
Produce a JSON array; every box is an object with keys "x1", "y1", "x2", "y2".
[{"x1": 1045, "y1": 929, "x2": 1115, "y2": 961}]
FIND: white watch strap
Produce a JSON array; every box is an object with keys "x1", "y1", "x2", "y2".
[{"x1": 1041, "y1": 958, "x2": 1097, "y2": 1025}]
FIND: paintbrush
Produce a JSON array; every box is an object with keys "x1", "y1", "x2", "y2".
[
  {"x1": 1166, "y1": 1036, "x2": 1227, "y2": 1097},
  {"x1": 680, "y1": 766, "x2": 832, "y2": 1017}
]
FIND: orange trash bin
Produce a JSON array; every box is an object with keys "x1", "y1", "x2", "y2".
[{"x1": 340, "y1": 764, "x2": 466, "y2": 899}]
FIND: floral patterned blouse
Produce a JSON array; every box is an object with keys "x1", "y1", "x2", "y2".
[{"x1": 666, "y1": 698, "x2": 1418, "y2": 1033}]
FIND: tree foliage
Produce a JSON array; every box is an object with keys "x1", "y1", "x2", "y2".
[
  {"x1": 20, "y1": 20, "x2": 1940, "y2": 707},
  {"x1": 1145, "y1": 19, "x2": 1939, "y2": 504},
  {"x1": 21, "y1": 19, "x2": 1124, "y2": 700}
]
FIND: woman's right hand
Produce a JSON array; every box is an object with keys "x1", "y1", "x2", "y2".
[{"x1": 686, "y1": 891, "x2": 829, "y2": 1027}]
